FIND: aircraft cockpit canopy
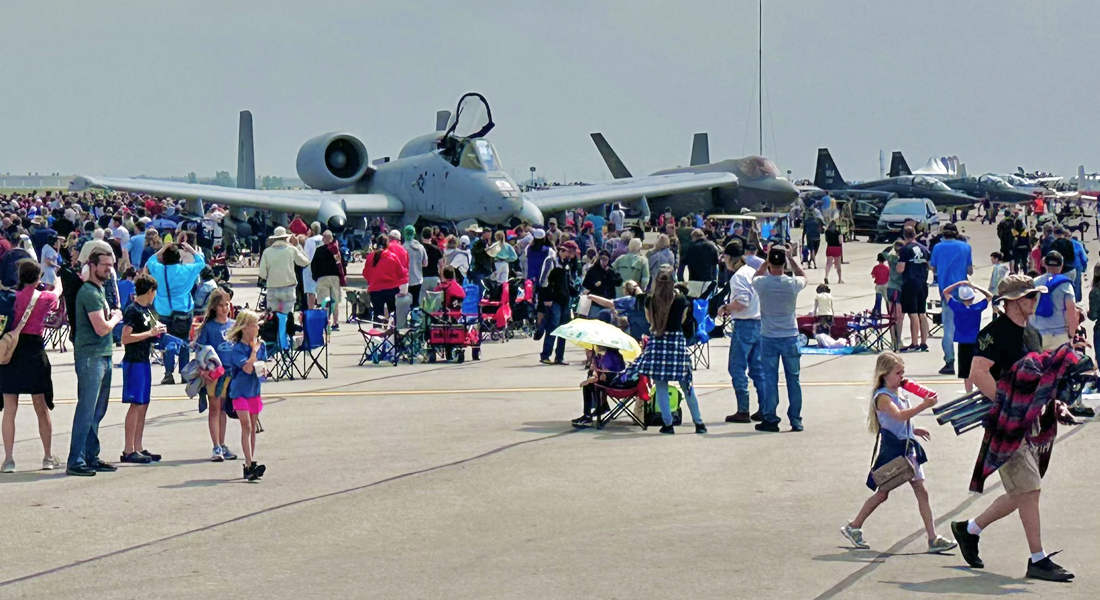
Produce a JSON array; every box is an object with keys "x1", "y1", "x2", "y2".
[
  {"x1": 978, "y1": 174, "x2": 1010, "y2": 188},
  {"x1": 458, "y1": 139, "x2": 502, "y2": 172},
  {"x1": 444, "y1": 93, "x2": 494, "y2": 141},
  {"x1": 441, "y1": 92, "x2": 496, "y2": 167},
  {"x1": 912, "y1": 175, "x2": 950, "y2": 191},
  {"x1": 737, "y1": 156, "x2": 780, "y2": 180}
]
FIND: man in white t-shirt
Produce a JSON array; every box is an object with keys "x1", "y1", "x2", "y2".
[
  {"x1": 302, "y1": 222, "x2": 323, "y2": 308},
  {"x1": 609, "y1": 204, "x2": 625, "y2": 234},
  {"x1": 717, "y1": 240, "x2": 766, "y2": 424},
  {"x1": 111, "y1": 215, "x2": 130, "y2": 248}
]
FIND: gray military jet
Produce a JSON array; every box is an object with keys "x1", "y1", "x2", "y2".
[
  {"x1": 815, "y1": 148, "x2": 975, "y2": 209},
  {"x1": 889, "y1": 151, "x2": 1034, "y2": 204},
  {"x1": 71, "y1": 93, "x2": 736, "y2": 233},
  {"x1": 589, "y1": 132, "x2": 798, "y2": 216}
]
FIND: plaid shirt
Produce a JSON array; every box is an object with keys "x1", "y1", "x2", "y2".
[{"x1": 970, "y1": 345, "x2": 1078, "y2": 493}]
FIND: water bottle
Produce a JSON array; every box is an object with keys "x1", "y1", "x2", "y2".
[
  {"x1": 395, "y1": 292, "x2": 413, "y2": 329},
  {"x1": 902, "y1": 379, "x2": 936, "y2": 401}
]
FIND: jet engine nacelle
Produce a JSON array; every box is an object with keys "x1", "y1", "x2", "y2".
[
  {"x1": 296, "y1": 133, "x2": 369, "y2": 191},
  {"x1": 316, "y1": 197, "x2": 349, "y2": 233}
]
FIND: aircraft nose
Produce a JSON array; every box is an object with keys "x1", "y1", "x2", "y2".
[{"x1": 743, "y1": 177, "x2": 799, "y2": 203}]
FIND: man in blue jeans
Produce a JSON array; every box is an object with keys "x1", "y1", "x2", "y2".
[
  {"x1": 539, "y1": 242, "x2": 578, "y2": 365},
  {"x1": 67, "y1": 248, "x2": 123, "y2": 476},
  {"x1": 752, "y1": 245, "x2": 807, "y2": 432},
  {"x1": 929, "y1": 223, "x2": 973, "y2": 375},
  {"x1": 717, "y1": 241, "x2": 766, "y2": 423}
]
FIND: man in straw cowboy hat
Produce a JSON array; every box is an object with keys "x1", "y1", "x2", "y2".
[{"x1": 258, "y1": 226, "x2": 310, "y2": 314}]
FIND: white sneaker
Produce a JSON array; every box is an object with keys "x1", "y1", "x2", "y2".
[
  {"x1": 42, "y1": 456, "x2": 61, "y2": 470},
  {"x1": 1, "y1": 459, "x2": 15, "y2": 473},
  {"x1": 841, "y1": 523, "x2": 869, "y2": 549},
  {"x1": 928, "y1": 535, "x2": 958, "y2": 553}
]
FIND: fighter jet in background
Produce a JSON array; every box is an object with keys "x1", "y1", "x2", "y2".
[
  {"x1": 889, "y1": 151, "x2": 1034, "y2": 204},
  {"x1": 71, "y1": 93, "x2": 737, "y2": 237},
  {"x1": 589, "y1": 132, "x2": 799, "y2": 216},
  {"x1": 1015, "y1": 167, "x2": 1061, "y2": 185},
  {"x1": 814, "y1": 148, "x2": 975, "y2": 209},
  {"x1": 1072, "y1": 166, "x2": 1100, "y2": 198}
]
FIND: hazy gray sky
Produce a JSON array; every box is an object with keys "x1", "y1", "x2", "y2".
[{"x1": 3, "y1": 1, "x2": 1097, "y2": 183}]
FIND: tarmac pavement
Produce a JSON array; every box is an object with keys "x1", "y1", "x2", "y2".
[{"x1": 1, "y1": 217, "x2": 1098, "y2": 599}]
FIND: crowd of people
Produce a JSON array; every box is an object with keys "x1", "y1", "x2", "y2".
[{"x1": 0, "y1": 186, "x2": 1095, "y2": 579}]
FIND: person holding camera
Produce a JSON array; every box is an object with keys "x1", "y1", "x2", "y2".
[
  {"x1": 145, "y1": 241, "x2": 206, "y2": 384},
  {"x1": 752, "y1": 243, "x2": 807, "y2": 432}
]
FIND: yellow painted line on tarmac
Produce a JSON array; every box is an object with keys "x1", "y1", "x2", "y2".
[{"x1": 36, "y1": 379, "x2": 962, "y2": 405}]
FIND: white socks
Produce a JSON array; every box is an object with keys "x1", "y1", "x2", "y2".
[
  {"x1": 1031, "y1": 550, "x2": 1047, "y2": 563},
  {"x1": 967, "y1": 520, "x2": 983, "y2": 536}
]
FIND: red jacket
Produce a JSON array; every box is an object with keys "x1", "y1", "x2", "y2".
[
  {"x1": 388, "y1": 240, "x2": 409, "y2": 270},
  {"x1": 289, "y1": 217, "x2": 309, "y2": 236},
  {"x1": 434, "y1": 278, "x2": 466, "y2": 310},
  {"x1": 362, "y1": 249, "x2": 408, "y2": 291}
]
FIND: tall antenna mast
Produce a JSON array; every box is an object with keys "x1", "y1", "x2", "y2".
[{"x1": 758, "y1": 0, "x2": 763, "y2": 156}]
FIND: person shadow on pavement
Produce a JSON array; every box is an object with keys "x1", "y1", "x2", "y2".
[{"x1": 882, "y1": 567, "x2": 1033, "y2": 595}]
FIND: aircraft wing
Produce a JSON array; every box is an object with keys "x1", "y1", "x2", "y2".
[
  {"x1": 522, "y1": 172, "x2": 736, "y2": 214},
  {"x1": 69, "y1": 175, "x2": 404, "y2": 216}
]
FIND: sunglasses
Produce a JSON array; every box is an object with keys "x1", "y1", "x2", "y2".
[{"x1": 1023, "y1": 291, "x2": 1041, "y2": 300}]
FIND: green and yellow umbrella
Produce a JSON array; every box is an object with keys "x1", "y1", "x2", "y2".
[{"x1": 550, "y1": 319, "x2": 642, "y2": 360}]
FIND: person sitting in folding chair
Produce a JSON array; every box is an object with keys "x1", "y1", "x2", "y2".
[
  {"x1": 433, "y1": 266, "x2": 466, "y2": 314},
  {"x1": 572, "y1": 346, "x2": 630, "y2": 428}
]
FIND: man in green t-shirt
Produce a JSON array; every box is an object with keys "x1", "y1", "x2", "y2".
[{"x1": 66, "y1": 247, "x2": 122, "y2": 477}]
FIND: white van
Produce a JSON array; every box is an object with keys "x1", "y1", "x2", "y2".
[{"x1": 876, "y1": 198, "x2": 941, "y2": 241}]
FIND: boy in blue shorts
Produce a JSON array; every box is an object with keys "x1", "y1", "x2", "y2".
[
  {"x1": 941, "y1": 280, "x2": 992, "y2": 394},
  {"x1": 121, "y1": 274, "x2": 167, "y2": 464}
]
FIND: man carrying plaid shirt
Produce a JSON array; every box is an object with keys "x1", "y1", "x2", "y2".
[{"x1": 951, "y1": 274, "x2": 1080, "y2": 582}]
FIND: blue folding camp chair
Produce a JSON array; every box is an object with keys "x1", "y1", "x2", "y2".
[
  {"x1": 686, "y1": 298, "x2": 714, "y2": 370},
  {"x1": 459, "y1": 283, "x2": 483, "y2": 360},
  {"x1": 298, "y1": 309, "x2": 329, "y2": 378},
  {"x1": 265, "y1": 312, "x2": 301, "y2": 381}
]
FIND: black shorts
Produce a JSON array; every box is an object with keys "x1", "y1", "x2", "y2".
[
  {"x1": 807, "y1": 237, "x2": 821, "y2": 253},
  {"x1": 957, "y1": 342, "x2": 975, "y2": 379},
  {"x1": 900, "y1": 283, "x2": 928, "y2": 315}
]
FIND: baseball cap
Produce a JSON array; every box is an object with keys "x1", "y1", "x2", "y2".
[
  {"x1": 957, "y1": 286, "x2": 976, "y2": 301},
  {"x1": 722, "y1": 240, "x2": 744, "y2": 258},
  {"x1": 997, "y1": 274, "x2": 1047, "y2": 300},
  {"x1": 560, "y1": 240, "x2": 580, "y2": 253},
  {"x1": 1043, "y1": 250, "x2": 1064, "y2": 267},
  {"x1": 767, "y1": 246, "x2": 787, "y2": 266},
  {"x1": 532, "y1": 228, "x2": 546, "y2": 240}
]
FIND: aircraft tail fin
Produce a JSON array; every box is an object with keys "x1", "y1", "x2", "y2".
[
  {"x1": 436, "y1": 111, "x2": 451, "y2": 132},
  {"x1": 690, "y1": 133, "x2": 710, "y2": 166},
  {"x1": 1080, "y1": 165, "x2": 1086, "y2": 182},
  {"x1": 814, "y1": 148, "x2": 845, "y2": 189},
  {"x1": 888, "y1": 151, "x2": 911, "y2": 178},
  {"x1": 958, "y1": 163, "x2": 967, "y2": 179},
  {"x1": 590, "y1": 133, "x2": 633, "y2": 179},
  {"x1": 236, "y1": 110, "x2": 256, "y2": 190}
]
